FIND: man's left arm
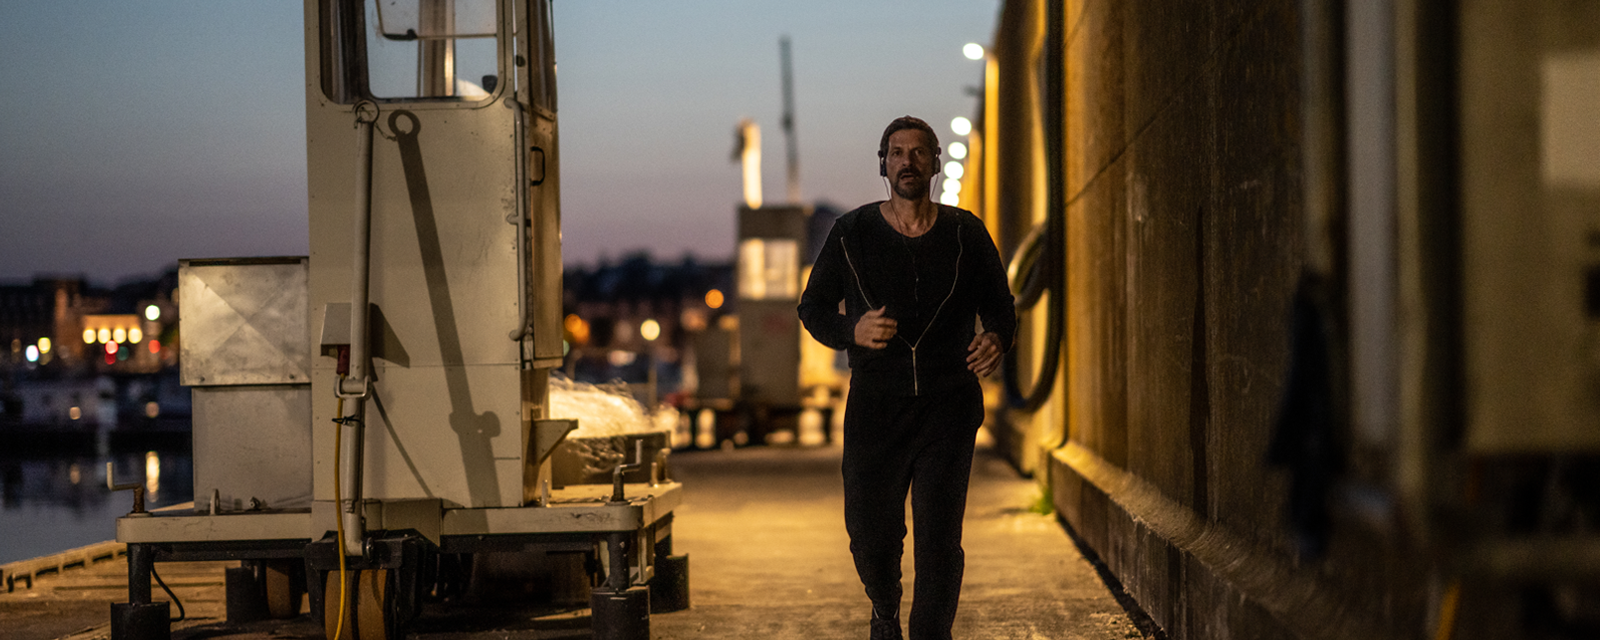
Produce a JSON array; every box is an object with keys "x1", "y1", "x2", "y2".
[{"x1": 966, "y1": 220, "x2": 1016, "y2": 376}]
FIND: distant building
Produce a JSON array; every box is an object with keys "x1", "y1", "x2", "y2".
[
  {"x1": 561, "y1": 253, "x2": 734, "y2": 388},
  {"x1": 0, "y1": 277, "x2": 103, "y2": 367},
  {"x1": 0, "y1": 269, "x2": 184, "y2": 427},
  {"x1": 0, "y1": 270, "x2": 178, "y2": 376}
]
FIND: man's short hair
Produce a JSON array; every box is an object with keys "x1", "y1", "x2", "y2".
[{"x1": 878, "y1": 115, "x2": 940, "y2": 159}]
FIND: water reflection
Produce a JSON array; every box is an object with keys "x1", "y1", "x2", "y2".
[{"x1": 0, "y1": 451, "x2": 191, "y2": 565}]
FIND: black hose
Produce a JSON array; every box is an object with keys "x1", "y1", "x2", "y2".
[
  {"x1": 1001, "y1": 217, "x2": 1064, "y2": 414},
  {"x1": 1001, "y1": 0, "x2": 1067, "y2": 417},
  {"x1": 1008, "y1": 224, "x2": 1051, "y2": 310},
  {"x1": 150, "y1": 564, "x2": 186, "y2": 622}
]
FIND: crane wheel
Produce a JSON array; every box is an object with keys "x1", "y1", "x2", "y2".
[
  {"x1": 323, "y1": 569, "x2": 395, "y2": 640},
  {"x1": 265, "y1": 560, "x2": 302, "y2": 619}
]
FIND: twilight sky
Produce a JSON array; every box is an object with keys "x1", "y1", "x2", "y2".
[{"x1": 0, "y1": 1, "x2": 998, "y2": 284}]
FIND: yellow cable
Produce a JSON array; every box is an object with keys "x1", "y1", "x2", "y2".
[
  {"x1": 333, "y1": 392, "x2": 349, "y2": 640},
  {"x1": 1434, "y1": 580, "x2": 1461, "y2": 640}
]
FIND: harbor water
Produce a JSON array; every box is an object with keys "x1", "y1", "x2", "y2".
[{"x1": 0, "y1": 449, "x2": 192, "y2": 565}]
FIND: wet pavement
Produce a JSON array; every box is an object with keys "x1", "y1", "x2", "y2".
[{"x1": 1, "y1": 442, "x2": 1144, "y2": 639}]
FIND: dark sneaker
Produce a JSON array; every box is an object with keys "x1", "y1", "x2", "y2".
[{"x1": 869, "y1": 612, "x2": 903, "y2": 640}]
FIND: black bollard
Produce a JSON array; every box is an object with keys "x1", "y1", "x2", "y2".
[
  {"x1": 110, "y1": 602, "x2": 170, "y2": 640},
  {"x1": 226, "y1": 565, "x2": 269, "y2": 623},
  {"x1": 590, "y1": 585, "x2": 650, "y2": 640},
  {"x1": 650, "y1": 554, "x2": 690, "y2": 613}
]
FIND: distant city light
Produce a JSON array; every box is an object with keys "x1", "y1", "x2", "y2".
[
  {"x1": 939, "y1": 191, "x2": 960, "y2": 206},
  {"x1": 944, "y1": 161, "x2": 965, "y2": 180},
  {"x1": 149, "y1": 340, "x2": 161, "y2": 354},
  {"x1": 608, "y1": 350, "x2": 638, "y2": 367},
  {"x1": 106, "y1": 341, "x2": 118, "y2": 355},
  {"x1": 951, "y1": 117, "x2": 972, "y2": 136},
  {"x1": 97, "y1": 328, "x2": 111, "y2": 343},
  {"x1": 705, "y1": 289, "x2": 725, "y2": 309},
  {"x1": 38, "y1": 337, "x2": 51, "y2": 354},
  {"x1": 145, "y1": 451, "x2": 161, "y2": 496},
  {"x1": 963, "y1": 43, "x2": 985, "y2": 60},
  {"x1": 145, "y1": 402, "x2": 160, "y2": 419},
  {"x1": 563, "y1": 314, "x2": 591, "y2": 345},
  {"x1": 25, "y1": 345, "x2": 39, "y2": 363},
  {"x1": 83, "y1": 329, "x2": 95, "y2": 344},
  {"x1": 69, "y1": 406, "x2": 81, "y2": 420},
  {"x1": 640, "y1": 319, "x2": 661, "y2": 342},
  {"x1": 563, "y1": 315, "x2": 588, "y2": 345},
  {"x1": 112, "y1": 328, "x2": 127, "y2": 343},
  {"x1": 145, "y1": 305, "x2": 161, "y2": 321},
  {"x1": 104, "y1": 351, "x2": 115, "y2": 365},
  {"x1": 9, "y1": 339, "x2": 18, "y2": 353},
  {"x1": 949, "y1": 141, "x2": 968, "y2": 160},
  {"x1": 129, "y1": 328, "x2": 143, "y2": 343},
  {"x1": 738, "y1": 119, "x2": 763, "y2": 210},
  {"x1": 681, "y1": 308, "x2": 708, "y2": 332}
]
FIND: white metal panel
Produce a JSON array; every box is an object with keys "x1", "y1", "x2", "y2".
[
  {"x1": 311, "y1": 363, "x2": 525, "y2": 508},
  {"x1": 310, "y1": 110, "x2": 521, "y2": 369},
  {"x1": 304, "y1": 1, "x2": 546, "y2": 511},
  {"x1": 192, "y1": 385, "x2": 313, "y2": 512},
  {"x1": 178, "y1": 259, "x2": 310, "y2": 386},
  {"x1": 439, "y1": 483, "x2": 682, "y2": 536},
  {"x1": 117, "y1": 512, "x2": 312, "y2": 544}
]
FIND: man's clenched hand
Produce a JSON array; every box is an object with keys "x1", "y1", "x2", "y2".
[{"x1": 854, "y1": 307, "x2": 897, "y2": 349}]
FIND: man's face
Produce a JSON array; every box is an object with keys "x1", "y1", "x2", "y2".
[{"x1": 885, "y1": 128, "x2": 937, "y2": 201}]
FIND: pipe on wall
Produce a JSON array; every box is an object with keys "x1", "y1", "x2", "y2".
[{"x1": 337, "y1": 101, "x2": 379, "y2": 556}]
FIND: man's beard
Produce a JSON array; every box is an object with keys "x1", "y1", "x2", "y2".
[{"x1": 892, "y1": 169, "x2": 929, "y2": 200}]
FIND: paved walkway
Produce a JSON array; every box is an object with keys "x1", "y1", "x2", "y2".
[
  {"x1": 653, "y1": 444, "x2": 1141, "y2": 640},
  {"x1": 0, "y1": 443, "x2": 1143, "y2": 639}
]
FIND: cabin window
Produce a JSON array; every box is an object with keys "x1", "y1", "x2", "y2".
[
  {"x1": 321, "y1": 0, "x2": 504, "y2": 103},
  {"x1": 738, "y1": 239, "x2": 800, "y2": 301}
]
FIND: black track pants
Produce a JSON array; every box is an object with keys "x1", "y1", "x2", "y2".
[{"x1": 841, "y1": 381, "x2": 984, "y2": 640}]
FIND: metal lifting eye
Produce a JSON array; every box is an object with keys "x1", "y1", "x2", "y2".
[{"x1": 353, "y1": 100, "x2": 380, "y2": 127}]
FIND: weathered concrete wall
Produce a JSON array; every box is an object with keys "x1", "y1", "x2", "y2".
[
  {"x1": 1045, "y1": 1, "x2": 1436, "y2": 638},
  {"x1": 1005, "y1": 0, "x2": 1600, "y2": 637},
  {"x1": 1060, "y1": 0, "x2": 1302, "y2": 530}
]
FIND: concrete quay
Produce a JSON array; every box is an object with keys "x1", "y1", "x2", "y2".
[{"x1": 1, "y1": 442, "x2": 1146, "y2": 639}]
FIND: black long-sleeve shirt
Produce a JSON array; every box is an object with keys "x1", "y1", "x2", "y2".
[{"x1": 798, "y1": 202, "x2": 1016, "y2": 396}]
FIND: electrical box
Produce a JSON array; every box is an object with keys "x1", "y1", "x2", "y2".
[{"x1": 178, "y1": 257, "x2": 312, "y2": 512}]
